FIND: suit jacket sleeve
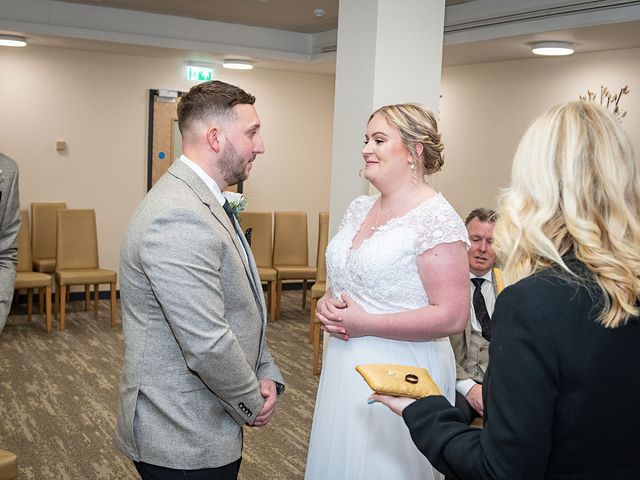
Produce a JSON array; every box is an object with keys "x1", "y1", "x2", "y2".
[
  {"x1": 139, "y1": 208, "x2": 264, "y2": 425},
  {"x1": 0, "y1": 163, "x2": 20, "y2": 331},
  {"x1": 402, "y1": 283, "x2": 557, "y2": 480}
]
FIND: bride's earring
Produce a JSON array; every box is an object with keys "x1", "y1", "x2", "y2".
[{"x1": 409, "y1": 162, "x2": 419, "y2": 184}]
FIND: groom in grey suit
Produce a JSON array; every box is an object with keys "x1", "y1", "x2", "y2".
[{"x1": 115, "y1": 81, "x2": 284, "y2": 480}]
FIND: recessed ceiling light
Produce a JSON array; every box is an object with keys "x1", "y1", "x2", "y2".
[
  {"x1": 223, "y1": 59, "x2": 254, "y2": 70},
  {"x1": 313, "y1": 8, "x2": 326, "y2": 18},
  {"x1": 531, "y1": 41, "x2": 574, "y2": 56},
  {"x1": 0, "y1": 34, "x2": 27, "y2": 47}
]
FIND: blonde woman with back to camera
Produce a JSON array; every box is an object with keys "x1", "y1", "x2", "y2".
[
  {"x1": 305, "y1": 104, "x2": 470, "y2": 479},
  {"x1": 372, "y1": 101, "x2": 640, "y2": 479}
]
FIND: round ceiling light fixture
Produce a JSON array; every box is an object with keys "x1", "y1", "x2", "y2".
[
  {"x1": 531, "y1": 41, "x2": 574, "y2": 56},
  {"x1": 0, "y1": 34, "x2": 28, "y2": 47},
  {"x1": 222, "y1": 59, "x2": 254, "y2": 70}
]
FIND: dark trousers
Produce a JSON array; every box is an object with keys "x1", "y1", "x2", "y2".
[
  {"x1": 134, "y1": 458, "x2": 241, "y2": 480},
  {"x1": 454, "y1": 391, "x2": 481, "y2": 425}
]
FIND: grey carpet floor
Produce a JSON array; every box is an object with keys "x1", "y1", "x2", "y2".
[{"x1": 0, "y1": 291, "x2": 320, "y2": 479}]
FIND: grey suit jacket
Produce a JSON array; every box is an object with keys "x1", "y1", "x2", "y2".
[
  {"x1": 450, "y1": 269, "x2": 501, "y2": 384},
  {"x1": 114, "y1": 160, "x2": 283, "y2": 470},
  {"x1": 0, "y1": 154, "x2": 20, "y2": 332}
]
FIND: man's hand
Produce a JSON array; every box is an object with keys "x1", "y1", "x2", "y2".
[
  {"x1": 251, "y1": 379, "x2": 278, "y2": 427},
  {"x1": 466, "y1": 383, "x2": 484, "y2": 417}
]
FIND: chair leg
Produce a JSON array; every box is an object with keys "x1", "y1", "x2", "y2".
[
  {"x1": 309, "y1": 297, "x2": 318, "y2": 344},
  {"x1": 269, "y1": 281, "x2": 277, "y2": 321},
  {"x1": 84, "y1": 285, "x2": 90, "y2": 311},
  {"x1": 27, "y1": 289, "x2": 33, "y2": 322},
  {"x1": 45, "y1": 286, "x2": 52, "y2": 333},
  {"x1": 302, "y1": 280, "x2": 307, "y2": 308},
  {"x1": 110, "y1": 282, "x2": 117, "y2": 327},
  {"x1": 39, "y1": 288, "x2": 44, "y2": 317},
  {"x1": 66, "y1": 287, "x2": 70, "y2": 304},
  {"x1": 275, "y1": 280, "x2": 282, "y2": 321},
  {"x1": 60, "y1": 285, "x2": 67, "y2": 331},
  {"x1": 94, "y1": 284, "x2": 99, "y2": 318},
  {"x1": 54, "y1": 282, "x2": 59, "y2": 319},
  {"x1": 312, "y1": 320, "x2": 322, "y2": 375}
]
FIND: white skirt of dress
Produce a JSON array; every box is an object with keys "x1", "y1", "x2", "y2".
[{"x1": 305, "y1": 334, "x2": 456, "y2": 480}]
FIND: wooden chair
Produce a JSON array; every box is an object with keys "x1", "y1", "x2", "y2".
[
  {"x1": 311, "y1": 212, "x2": 329, "y2": 374},
  {"x1": 272, "y1": 211, "x2": 317, "y2": 320},
  {"x1": 14, "y1": 210, "x2": 53, "y2": 332},
  {"x1": 31, "y1": 202, "x2": 66, "y2": 274},
  {"x1": 239, "y1": 212, "x2": 277, "y2": 320},
  {"x1": 54, "y1": 209, "x2": 117, "y2": 330},
  {"x1": 0, "y1": 448, "x2": 17, "y2": 480}
]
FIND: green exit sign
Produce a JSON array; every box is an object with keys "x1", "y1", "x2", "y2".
[{"x1": 187, "y1": 65, "x2": 213, "y2": 81}]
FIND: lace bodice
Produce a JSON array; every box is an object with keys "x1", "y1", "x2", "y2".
[{"x1": 326, "y1": 194, "x2": 468, "y2": 314}]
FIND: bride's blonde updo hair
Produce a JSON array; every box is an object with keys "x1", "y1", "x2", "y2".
[
  {"x1": 494, "y1": 100, "x2": 640, "y2": 328},
  {"x1": 369, "y1": 103, "x2": 444, "y2": 177}
]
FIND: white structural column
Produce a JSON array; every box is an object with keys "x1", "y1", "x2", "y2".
[{"x1": 328, "y1": 0, "x2": 446, "y2": 235}]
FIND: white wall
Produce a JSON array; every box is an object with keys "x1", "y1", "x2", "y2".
[
  {"x1": 437, "y1": 47, "x2": 640, "y2": 218},
  {"x1": 0, "y1": 45, "x2": 335, "y2": 284}
]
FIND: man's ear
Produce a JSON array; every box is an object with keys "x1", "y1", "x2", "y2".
[{"x1": 206, "y1": 127, "x2": 222, "y2": 153}]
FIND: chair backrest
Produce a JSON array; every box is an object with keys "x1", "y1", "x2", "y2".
[
  {"x1": 315, "y1": 212, "x2": 330, "y2": 283},
  {"x1": 31, "y1": 202, "x2": 67, "y2": 260},
  {"x1": 56, "y1": 209, "x2": 99, "y2": 271},
  {"x1": 273, "y1": 211, "x2": 309, "y2": 267},
  {"x1": 239, "y1": 212, "x2": 273, "y2": 268},
  {"x1": 16, "y1": 210, "x2": 32, "y2": 273}
]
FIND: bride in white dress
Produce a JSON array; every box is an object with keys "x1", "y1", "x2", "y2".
[{"x1": 305, "y1": 104, "x2": 470, "y2": 480}]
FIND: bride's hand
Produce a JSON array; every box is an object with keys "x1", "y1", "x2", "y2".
[
  {"x1": 368, "y1": 393, "x2": 416, "y2": 416},
  {"x1": 316, "y1": 293, "x2": 349, "y2": 340},
  {"x1": 336, "y1": 294, "x2": 369, "y2": 338}
]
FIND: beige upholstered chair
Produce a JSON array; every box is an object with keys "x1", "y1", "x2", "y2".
[
  {"x1": 54, "y1": 209, "x2": 117, "y2": 330},
  {"x1": 311, "y1": 212, "x2": 329, "y2": 374},
  {"x1": 239, "y1": 211, "x2": 277, "y2": 320},
  {"x1": 0, "y1": 448, "x2": 17, "y2": 480},
  {"x1": 272, "y1": 211, "x2": 317, "y2": 320},
  {"x1": 31, "y1": 202, "x2": 66, "y2": 274},
  {"x1": 15, "y1": 210, "x2": 53, "y2": 332}
]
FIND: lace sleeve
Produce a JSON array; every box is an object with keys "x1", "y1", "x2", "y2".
[
  {"x1": 338, "y1": 195, "x2": 374, "y2": 231},
  {"x1": 413, "y1": 198, "x2": 469, "y2": 255}
]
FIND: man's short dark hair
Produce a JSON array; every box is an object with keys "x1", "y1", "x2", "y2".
[
  {"x1": 177, "y1": 80, "x2": 256, "y2": 136},
  {"x1": 465, "y1": 208, "x2": 497, "y2": 226}
]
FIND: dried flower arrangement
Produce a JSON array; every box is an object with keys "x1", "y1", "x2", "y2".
[{"x1": 580, "y1": 85, "x2": 630, "y2": 119}]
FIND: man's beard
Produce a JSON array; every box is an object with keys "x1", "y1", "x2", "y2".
[{"x1": 219, "y1": 140, "x2": 250, "y2": 186}]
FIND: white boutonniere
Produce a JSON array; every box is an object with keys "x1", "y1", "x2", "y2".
[{"x1": 223, "y1": 191, "x2": 247, "y2": 218}]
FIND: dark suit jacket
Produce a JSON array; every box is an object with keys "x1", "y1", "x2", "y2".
[{"x1": 403, "y1": 262, "x2": 640, "y2": 480}]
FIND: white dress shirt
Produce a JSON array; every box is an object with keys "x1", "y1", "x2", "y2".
[{"x1": 456, "y1": 269, "x2": 496, "y2": 397}]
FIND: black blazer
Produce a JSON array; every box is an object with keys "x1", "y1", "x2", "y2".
[{"x1": 403, "y1": 262, "x2": 640, "y2": 480}]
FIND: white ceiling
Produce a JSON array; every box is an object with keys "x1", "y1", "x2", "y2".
[{"x1": 2, "y1": 0, "x2": 640, "y2": 72}]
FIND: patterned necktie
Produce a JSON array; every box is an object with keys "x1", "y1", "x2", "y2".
[
  {"x1": 471, "y1": 277, "x2": 491, "y2": 341},
  {"x1": 222, "y1": 199, "x2": 236, "y2": 225}
]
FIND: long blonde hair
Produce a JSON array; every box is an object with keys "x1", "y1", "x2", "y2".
[{"x1": 494, "y1": 101, "x2": 640, "y2": 328}]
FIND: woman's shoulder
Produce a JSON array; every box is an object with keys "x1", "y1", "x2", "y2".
[
  {"x1": 339, "y1": 194, "x2": 377, "y2": 229},
  {"x1": 409, "y1": 194, "x2": 469, "y2": 252}
]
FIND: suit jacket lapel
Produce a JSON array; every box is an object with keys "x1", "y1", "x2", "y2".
[{"x1": 168, "y1": 161, "x2": 263, "y2": 316}]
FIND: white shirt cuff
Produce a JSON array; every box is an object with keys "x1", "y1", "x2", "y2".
[{"x1": 456, "y1": 379, "x2": 478, "y2": 397}]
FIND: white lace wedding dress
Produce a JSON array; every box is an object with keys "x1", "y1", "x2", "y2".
[{"x1": 305, "y1": 193, "x2": 469, "y2": 480}]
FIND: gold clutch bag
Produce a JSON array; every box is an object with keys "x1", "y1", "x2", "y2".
[{"x1": 355, "y1": 364, "x2": 441, "y2": 399}]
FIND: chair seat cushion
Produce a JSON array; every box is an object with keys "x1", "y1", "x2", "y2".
[
  {"x1": 311, "y1": 282, "x2": 326, "y2": 298},
  {"x1": 0, "y1": 448, "x2": 18, "y2": 480},
  {"x1": 56, "y1": 269, "x2": 116, "y2": 285},
  {"x1": 33, "y1": 258, "x2": 56, "y2": 273},
  {"x1": 275, "y1": 266, "x2": 317, "y2": 280},
  {"x1": 15, "y1": 271, "x2": 52, "y2": 289},
  {"x1": 257, "y1": 267, "x2": 277, "y2": 281}
]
